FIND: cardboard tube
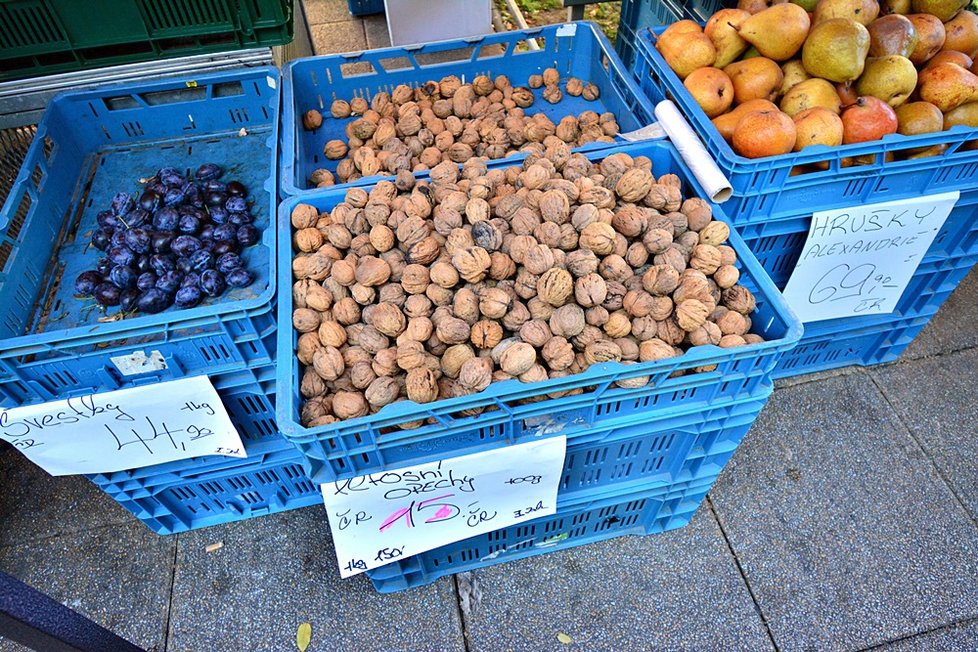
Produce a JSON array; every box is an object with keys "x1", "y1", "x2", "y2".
[{"x1": 653, "y1": 100, "x2": 733, "y2": 203}]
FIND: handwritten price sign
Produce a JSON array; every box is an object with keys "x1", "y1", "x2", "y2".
[
  {"x1": 320, "y1": 436, "x2": 567, "y2": 578},
  {"x1": 782, "y1": 192, "x2": 958, "y2": 323},
  {"x1": 0, "y1": 376, "x2": 246, "y2": 475}
]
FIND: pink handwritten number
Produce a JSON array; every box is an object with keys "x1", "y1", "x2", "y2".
[{"x1": 379, "y1": 506, "x2": 413, "y2": 532}]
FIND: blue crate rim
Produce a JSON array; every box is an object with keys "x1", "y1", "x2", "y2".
[
  {"x1": 279, "y1": 20, "x2": 658, "y2": 197},
  {"x1": 0, "y1": 66, "x2": 280, "y2": 349},
  {"x1": 274, "y1": 140, "x2": 804, "y2": 443},
  {"x1": 633, "y1": 25, "x2": 978, "y2": 180}
]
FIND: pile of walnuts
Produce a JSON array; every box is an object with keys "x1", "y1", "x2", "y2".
[
  {"x1": 291, "y1": 149, "x2": 763, "y2": 428},
  {"x1": 302, "y1": 70, "x2": 615, "y2": 188}
]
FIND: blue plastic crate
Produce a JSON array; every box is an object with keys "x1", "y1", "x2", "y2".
[
  {"x1": 91, "y1": 383, "x2": 768, "y2": 535},
  {"x1": 734, "y1": 190, "x2": 978, "y2": 377},
  {"x1": 347, "y1": 0, "x2": 384, "y2": 16},
  {"x1": 0, "y1": 68, "x2": 280, "y2": 407},
  {"x1": 615, "y1": 0, "x2": 722, "y2": 70},
  {"x1": 366, "y1": 471, "x2": 720, "y2": 592},
  {"x1": 276, "y1": 140, "x2": 802, "y2": 484},
  {"x1": 280, "y1": 22, "x2": 657, "y2": 195},
  {"x1": 629, "y1": 26, "x2": 978, "y2": 224}
]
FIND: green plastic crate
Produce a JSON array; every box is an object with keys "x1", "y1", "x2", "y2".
[{"x1": 0, "y1": 0, "x2": 293, "y2": 82}]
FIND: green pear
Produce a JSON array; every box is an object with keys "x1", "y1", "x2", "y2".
[
  {"x1": 867, "y1": 14, "x2": 919, "y2": 57},
  {"x1": 792, "y1": 0, "x2": 819, "y2": 11},
  {"x1": 737, "y1": 3, "x2": 812, "y2": 61},
  {"x1": 802, "y1": 18, "x2": 872, "y2": 82},
  {"x1": 781, "y1": 77, "x2": 844, "y2": 115},
  {"x1": 880, "y1": 0, "x2": 912, "y2": 12},
  {"x1": 910, "y1": 0, "x2": 967, "y2": 22},
  {"x1": 705, "y1": 9, "x2": 753, "y2": 68},
  {"x1": 856, "y1": 55, "x2": 919, "y2": 106}
]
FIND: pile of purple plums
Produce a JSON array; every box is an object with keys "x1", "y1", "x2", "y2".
[{"x1": 74, "y1": 163, "x2": 260, "y2": 315}]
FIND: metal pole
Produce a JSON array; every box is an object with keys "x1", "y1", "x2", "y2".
[
  {"x1": 503, "y1": 0, "x2": 542, "y2": 50},
  {"x1": 0, "y1": 571, "x2": 145, "y2": 652}
]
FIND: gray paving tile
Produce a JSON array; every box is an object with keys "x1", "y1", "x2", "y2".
[
  {"x1": 166, "y1": 507, "x2": 465, "y2": 652},
  {"x1": 0, "y1": 446, "x2": 131, "y2": 546},
  {"x1": 709, "y1": 373, "x2": 978, "y2": 652},
  {"x1": 773, "y1": 365, "x2": 858, "y2": 390},
  {"x1": 311, "y1": 20, "x2": 367, "y2": 55},
  {"x1": 0, "y1": 522, "x2": 174, "y2": 652},
  {"x1": 900, "y1": 265, "x2": 978, "y2": 360},
  {"x1": 304, "y1": 0, "x2": 354, "y2": 25},
  {"x1": 871, "y1": 348, "x2": 978, "y2": 521},
  {"x1": 875, "y1": 619, "x2": 978, "y2": 651},
  {"x1": 364, "y1": 14, "x2": 391, "y2": 49},
  {"x1": 462, "y1": 505, "x2": 774, "y2": 652}
]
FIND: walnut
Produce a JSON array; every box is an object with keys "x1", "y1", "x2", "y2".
[
  {"x1": 406, "y1": 368, "x2": 439, "y2": 403},
  {"x1": 675, "y1": 300, "x2": 710, "y2": 332},
  {"x1": 689, "y1": 321, "x2": 722, "y2": 347},
  {"x1": 658, "y1": 317, "x2": 685, "y2": 346},
  {"x1": 395, "y1": 341, "x2": 426, "y2": 371},
  {"x1": 642, "y1": 265, "x2": 681, "y2": 297},
  {"x1": 333, "y1": 297, "x2": 361, "y2": 325},
  {"x1": 479, "y1": 287, "x2": 511, "y2": 319},
  {"x1": 300, "y1": 368, "x2": 326, "y2": 398},
  {"x1": 579, "y1": 222, "x2": 616, "y2": 255},
  {"x1": 542, "y1": 337, "x2": 574, "y2": 370},
  {"x1": 537, "y1": 268, "x2": 574, "y2": 306},
  {"x1": 682, "y1": 198, "x2": 713, "y2": 232},
  {"x1": 512, "y1": 87, "x2": 534, "y2": 107},
  {"x1": 292, "y1": 308, "x2": 321, "y2": 333},
  {"x1": 543, "y1": 68, "x2": 560, "y2": 86},
  {"x1": 542, "y1": 85, "x2": 562, "y2": 104},
  {"x1": 583, "y1": 83, "x2": 600, "y2": 101},
  {"x1": 528, "y1": 74, "x2": 544, "y2": 89},
  {"x1": 519, "y1": 364, "x2": 549, "y2": 384},
  {"x1": 573, "y1": 273, "x2": 608, "y2": 308},
  {"x1": 458, "y1": 356, "x2": 493, "y2": 392},
  {"x1": 407, "y1": 237, "x2": 441, "y2": 265},
  {"x1": 303, "y1": 110, "x2": 323, "y2": 131},
  {"x1": 368, "y1": 302, "x2": 404, "y2": 337},
  {"x1": 310, "y1": 168, "x2": 335, "y2": 187},
  {"x1": 355, "y1": 256, "x2": 391, "y2": 286},
  {"x1": 584, "y1": 339, "x2": 622, "y2": 366},
  {"x1": 440, "y1": 344, "x2": 474, "y2": 378},
  {"x1": 316, "y1": 320, "x2": 346, "y2": 348},
  {"x1": 523, "y1": 244, "x2": 555, "y2": 275},
  {"x1": 329, "y1": 391, "x2": 367, "y2": 420},
  {"x1": 723, "y1": 285, "x2": 756, "y2": 315},
  {"x1": 435, "y1": 316, "x2": 471, "y2": 344},
  {"x1": 364, "y1": 376, "x2": 400, "y2": 407},
  {"x1": 699, "y1": 221, "x2": 730, "y2": 246},
  {"x1": 430, "y1": 261, "x2": 460, "y2": 288},
  {"x1": 565, "y1": 249, "x2": 599, "y2": 277},
  {"x1": 324, "y1": 140, "x2": 349, "y2": 160},
  {"x1": 550, "y1": 304, "x2": 586, "y2": 337},
  {"x1": 500, "y1": 342, "x2": 536, "y2": 375},
  {"x1": 690, "y1": 245, "x2": 722, "y2": 275},
  {"x1": 604, "y1": 311, "x2": 632, "y2": 338},
  {"x1": 453, "y1": 288, "x2": 480, "y2": 323},
  {"x1": 719, "y1": 334, "x2": 747, "y2": 349},
  {"x1": 716, "y1": 310, "x2": 748, "y2": 336},
  {"x1": 615, "y1": 168, "x2": 654, "y2": 203},
  {"x1": 714, "y1": 265, "x2": 740, "y2": 289},
  {"x1": 565, "y1": 78, "x2": 584, "y2": 97},
  {"x1": 312, "y1": 346, "x2": 345, "y2": 381},
  {"x1": 291, "y1": 203, "x2": 319, "y2": 229},
  {"x1": 639, "y1": 338, "x2": 676, "y2": 362},
  {"x1": 440, "y1": 75, "x2": 462, "y2": 97},
  {"x1": 452, "y1": 247, "x2": 491, "y2": 283}
]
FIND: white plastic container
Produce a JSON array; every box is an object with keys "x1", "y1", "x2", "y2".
[{"x1": 384, "y1": 0, "x2": 492, "y2": 46}]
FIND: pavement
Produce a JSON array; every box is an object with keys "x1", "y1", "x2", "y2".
[{"x1": 3, "y1": 1, "x2": 978, "y2": 650}]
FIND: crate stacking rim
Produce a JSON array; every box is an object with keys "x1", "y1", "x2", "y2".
[
  {"x1": 0, "y1": 67, "x2": 280, "y2": 407},
  {"x1": 629, "y1": 24, "x2": 978, "y2": 224},
  {"x1": 276, "y1": 140, "x2": 803, "y2": 484},
  {"x1": 90, "y1": 386, "x2": 770, "y2": 535},
  {"x1": 279, "y1": 21, "x2": 657, "y2": 196}
]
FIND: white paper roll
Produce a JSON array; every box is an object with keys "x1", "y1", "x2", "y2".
[{"x1": 653, "y1": 100, "x2": 733, "y2": 203}]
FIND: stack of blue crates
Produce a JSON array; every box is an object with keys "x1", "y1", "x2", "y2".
[
  {"x1": 620, "y1": 9, "x2": 978, "y2": 378},
  {"x1": 0, "y1": 24, "x2": 809, "y2": 593}
]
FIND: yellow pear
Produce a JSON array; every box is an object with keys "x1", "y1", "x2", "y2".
[
  {"x1": 781, "y1": 77, "x2": 844, "y2": 114},
  {"x1": 737, "y1": 4, "x2": 813, "y2": 60},
  {"x1": 814, "y1": 0, "x2": 881, "y2": 25},
  {"x1": 660, "y1": 20, "x2": 703, "y2": 40},
  {"x1": 724, "y1": 57, "x2": 785, "y2": 102},
  {"x1": 657, "y1": 31, "x2": 717, "y2": 79},
  {"x1": 918, "y1": 61, "x2": 978, "y2": 110},
  {"x1": 706, "y1": 9, "x2": 754, "y2": 68},
  {"x1": 943, "y1": 100, "x2": 978, "y2": 127},
  {"x1": 781, "y1": 59, "x2": 812, "y2": 94}
]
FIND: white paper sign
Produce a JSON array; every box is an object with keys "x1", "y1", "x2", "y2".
[
  {"x1": 321, "y1": 436, "x2": 567, "y2": 578},
  {"x1": 781, "y1": 192, "x2": 958, "y2": 323},
  {"x1": 0, "y1": 376, "x2": 246, "y2": 476}
]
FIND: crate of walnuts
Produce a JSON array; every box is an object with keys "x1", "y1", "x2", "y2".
[
  {"x1": 276, "y1": 140, "x2": 802, "y2": 484},
  {"x1": 280, "y1": 22, "x2": 657, "y2": 195}
]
